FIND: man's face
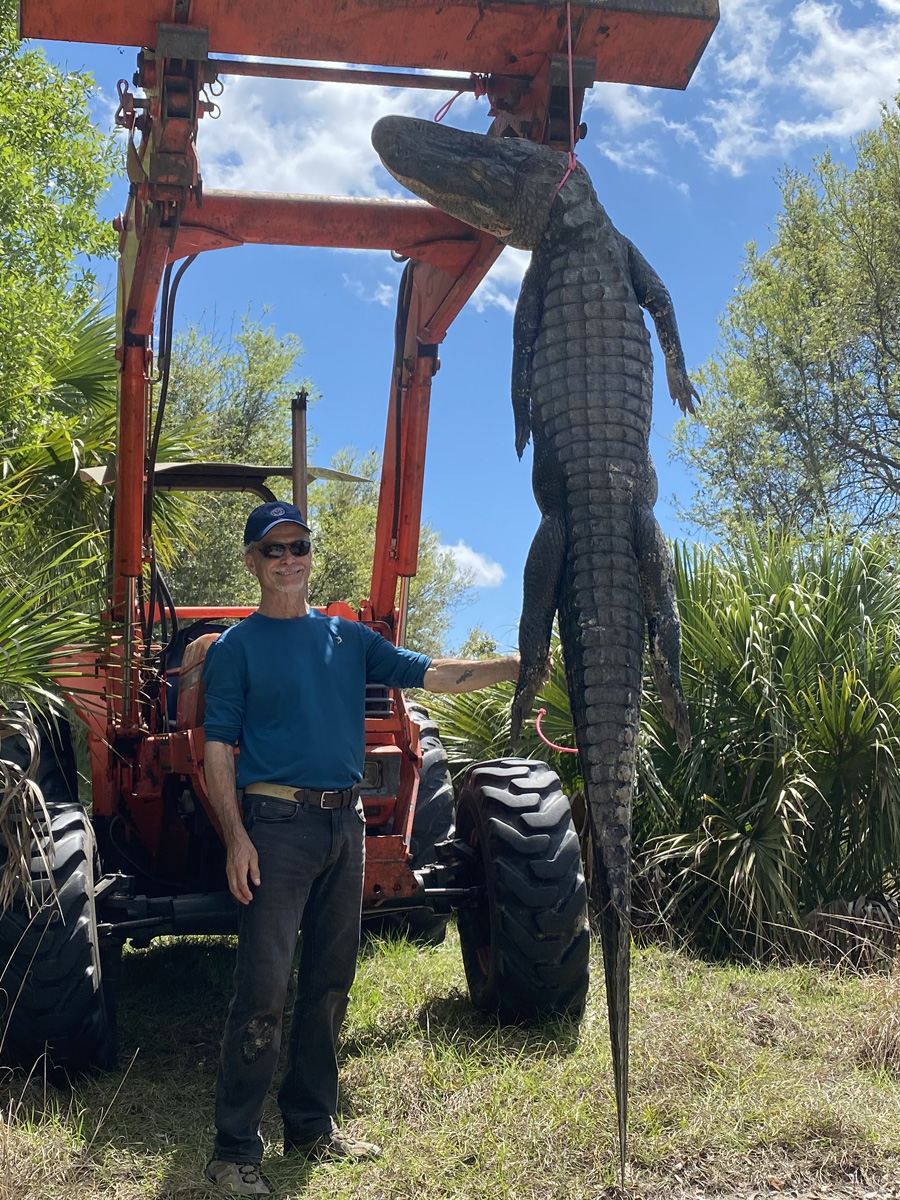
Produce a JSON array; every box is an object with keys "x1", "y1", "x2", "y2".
[{"x1": 245, "y1": 521, "x2": 312, "y2": 596}]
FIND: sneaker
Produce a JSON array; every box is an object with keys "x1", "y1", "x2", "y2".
[
  {"x1": 285, "y1": 1128, "x2": 382, "y2": 1161},
  {"x1": 203, "y1": 1158, "x2": 270, "y2": 1195}
]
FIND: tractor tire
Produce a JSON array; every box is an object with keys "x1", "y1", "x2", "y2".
[
  {"x1": 0, "y1": 722, "x2": 115, "y2": 1077},
  {"x1": 455, "y1": 758, "x2": 590, "y2": 1019},
  {"x1": 365, "y1": 702, "x2": 454, "y2": 947}
]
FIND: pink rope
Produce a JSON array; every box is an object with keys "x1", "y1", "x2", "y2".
[
  {"x1": 535, "y1": 708, "x2": 579, "y2": 754},
  {"x1": 552, "y1": 0, "x2": 578, "y2": 200},
  {"x1": 434, "y1": 73, "x2": 489, "y2": 122}
]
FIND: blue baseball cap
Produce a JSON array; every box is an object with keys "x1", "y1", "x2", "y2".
[{"x1": 243, "y1": 501, "x2": 310, "y2": 546}]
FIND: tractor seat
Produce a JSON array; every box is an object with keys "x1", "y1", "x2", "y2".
[{"x1": 163, "y1": 620, "x2": 231, "y2": 727}]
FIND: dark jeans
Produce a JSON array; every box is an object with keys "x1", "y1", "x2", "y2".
[{"x1": 213, "y1": 793, "x2": 365, "y2": 1163}]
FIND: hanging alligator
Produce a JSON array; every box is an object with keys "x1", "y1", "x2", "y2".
[{"x1": 372, "y1": 114, "x2": 697, "y2": 1176}]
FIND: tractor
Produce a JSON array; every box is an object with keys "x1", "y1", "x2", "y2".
[{"x1": 1, "y1": 0, "x2": 717, "y2": 1074}]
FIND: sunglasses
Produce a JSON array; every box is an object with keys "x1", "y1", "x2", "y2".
[{"x1": 256, "y1": 540, "x2": 311, "y2": 559}]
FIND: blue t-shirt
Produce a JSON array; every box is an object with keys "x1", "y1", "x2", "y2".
[{"x1": 202, "y1": 610, "x2": 431, "y2": 789}]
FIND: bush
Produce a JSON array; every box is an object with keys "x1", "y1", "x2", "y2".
[{"x1": 640, "y1": 528, "x2": 900, "y2": 958}]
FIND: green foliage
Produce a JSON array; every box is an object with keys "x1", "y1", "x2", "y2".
[
  {"x1": 163, "y1": 314, "x2": 473, "y2": 655},
  {"x1": 0, "y1": 538, "x2": 100, "y2": 707},
  {"x1": 432, "y1": 530, "x2": 900, "y2": 959},
  {"x1": 167, "y1": 311, "x2": 304, "y2": 463},
  {"x1": 457, "y1": 626, "x2": 499, "y2": 659},
  {"x1": 674, "y1": 98, "x2": 900, "y2": 537},
  {"x1": 0, "y1": 305, "x2": 200, "y2": 597},
  {"x1": 308, "y1": 447, "x2": 473, "y2": 657},
  {"x1": 0, "y1": 304, "x2": 205, "y2": 715},
  {"x1": 0, "y1": 0, "x2": 119, "y2": 435},
  {"x1": 641, "y1": 528, "x2": 900, "y2": 957},
  {"x1": 163, "y1": 311, "x2": 310, "y2": 606}
]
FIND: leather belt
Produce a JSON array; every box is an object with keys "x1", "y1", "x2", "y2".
[{"x1": 244, "y1": 781, "x2": 359, "y2": 809}]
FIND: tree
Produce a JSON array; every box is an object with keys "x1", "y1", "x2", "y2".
[
  {"x1": 0, "y1": 0, "x2": 119, "y2": 435},
  {"x1": 457, "y1": 626, "x2": 499, "y2": 659},
  {"x1": 673, "y1": 99, "x2": 900, "y2": 538},
  {"x1": 309, "y1": 449, "x2": 473, "y2": 657},
  {"x1": 0, "y1": 304, "x2": 201, "y2": 605},
  {"x1": 164, "y1": 314, "x2": 474, "y2": 655},
  {"x1": 162, "y1": 311, "x2": 308, "y2": 607}
]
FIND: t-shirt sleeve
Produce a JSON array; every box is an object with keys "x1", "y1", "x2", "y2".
[
  {"x1": 361, "y1": 624, "x2": 432, "y2": 689},
  {"x1": 202, "y1": 637, "x2": 246, "y2": 744}
]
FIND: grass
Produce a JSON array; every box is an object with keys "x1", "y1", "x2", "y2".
[{"x1": 2, "y1": 930, "x2": 900, "y2": 1199}]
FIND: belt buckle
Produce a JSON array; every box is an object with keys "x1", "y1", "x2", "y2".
[{"x1": 320, "y1": 790, "x2": 343, "y2": 809}]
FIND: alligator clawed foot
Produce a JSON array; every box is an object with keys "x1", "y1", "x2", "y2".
[{"x1": 665, "y1": 362, "x2": 700, "y2": 415}]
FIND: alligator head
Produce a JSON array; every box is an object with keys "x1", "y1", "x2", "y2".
[{"x1": 372, "y1": 115, "x2": 596, "y2": 250}]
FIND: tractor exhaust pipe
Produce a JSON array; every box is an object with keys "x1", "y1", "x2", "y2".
[{"x1": 291, "y1": 389, "x2": 309, "y2": 515}]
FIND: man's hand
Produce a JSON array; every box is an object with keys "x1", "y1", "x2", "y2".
[
  {"x1": 226, "y1": 829, "x2": 261, "y2": 905},
  {"x1": 205, "y1": 740, "x2": 259, "y2": 903}
]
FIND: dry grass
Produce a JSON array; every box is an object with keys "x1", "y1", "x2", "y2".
[{"x1": 1, "y1": 932, "x2": 900, "y2": 1199}]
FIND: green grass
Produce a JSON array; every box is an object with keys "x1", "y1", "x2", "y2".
[{"x1": 3, "y1": 930, "x2": 900, "y2": 1199}]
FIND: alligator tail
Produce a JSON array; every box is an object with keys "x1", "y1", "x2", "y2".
[{"x1": 558, "y1": 504, "x2": 643, "y2": 1182}]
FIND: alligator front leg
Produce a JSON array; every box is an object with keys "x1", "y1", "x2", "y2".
[
  {"x1": 511, "y1": 433, "x2": 567, "y2": 748},
  {"x1": 510, "y1": 513, "x2": 566, "y2": 748},
  {"x1": 634, "y1": 504, "x2": 691, "y2": 751},
  {"x1": 511, "y1": 256, "x2": 545, "y2": 459},
  {"x1": 627, "y1": 240, "x2": 699, "y2": 416}
]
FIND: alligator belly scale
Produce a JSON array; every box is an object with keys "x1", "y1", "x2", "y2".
[{"x1": 372, "y1": 114, "x2": 697, "y2": 1177}]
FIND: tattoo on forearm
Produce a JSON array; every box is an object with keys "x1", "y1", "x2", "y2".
[{"x1": 455, "y1": 668, "x2": 474, "y2": 685}]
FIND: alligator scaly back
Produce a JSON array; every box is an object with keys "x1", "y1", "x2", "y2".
[{"x1": 372, "y1": 115, "x2": 696, "y2": 1181}]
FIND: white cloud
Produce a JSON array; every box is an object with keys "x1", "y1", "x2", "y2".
[
  {"x1": 585, "y1": 82, "x2": 662, "y2": 129},
  {"x1": 698, "y1": 91, "x2": 772, "y2": 175},
  {"x1": 471, "y1": 248, "x2": 529, "y2": 315},
  {"x1": 582, "y1": 0, "x2": 900, "y2": 178},
  {"x1": 596, "y1": 139, "x2": 691, "y2": 195},
  {"x1": 713, "y1": 0, "x2": 783, "y2": 88},
  {"x1": 441, "y1": 541, "x2": 506, "y2": 587},
  {"x1": 197, "y1": 74, "x2": 429, "y2": 195},
  {"x1": 774, "y1": 0, "x2": 900, "y2": 142},
  {"x1": 341, "y1": 274, "x2": 396, "y2": 305}
]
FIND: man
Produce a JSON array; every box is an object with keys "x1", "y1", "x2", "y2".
[{"x1": 202, "y1": 501, "x2": 529, "y2": 1196}]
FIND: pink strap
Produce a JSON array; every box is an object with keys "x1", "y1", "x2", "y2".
[
  {"x1": 434, "y1": 73, "x2": 489, "y2": 122},
  {"x1": 535, "y1": 708, "x2": 579, "y2": 754},
  {"x1": 553, "y1": 149, "x2": 578, "y2": 200}
]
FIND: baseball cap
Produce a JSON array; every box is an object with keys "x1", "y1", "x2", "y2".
[{"x1": 243, "y1": 501, "x2": 311, "y2": 546}]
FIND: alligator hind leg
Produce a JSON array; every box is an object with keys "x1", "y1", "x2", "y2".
[
  {"x1": 634, "y1": 505, "x2": 691, "y2": 751},
  {"x1": 510, "y1": 512, "x2": 566, "y2": 747}
]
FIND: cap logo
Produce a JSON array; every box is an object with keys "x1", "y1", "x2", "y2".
[{"x1": 270, "y1": 506, "x2": 285, "y2": 516}]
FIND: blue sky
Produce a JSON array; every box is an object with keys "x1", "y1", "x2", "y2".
[{"x1": 35, "y1": 0, "x2": 900, "y2": 650}]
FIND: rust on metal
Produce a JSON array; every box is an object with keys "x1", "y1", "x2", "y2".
[{"x1": 21, "y1": 0, "x2": 719, "y2": 91}]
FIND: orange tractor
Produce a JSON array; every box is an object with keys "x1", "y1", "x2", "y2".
[{"x1": 2, "y1": 0, "x2": 716, "y2": 1073}]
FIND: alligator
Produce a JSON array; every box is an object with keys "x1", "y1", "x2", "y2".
[{"x1": 372, "y1": 114, "x2": 696, "y2": 1174}]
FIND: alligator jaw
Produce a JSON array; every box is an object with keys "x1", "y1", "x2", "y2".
[{"x1": 372, "y1": 115, "x2": 563, "y2": 250}]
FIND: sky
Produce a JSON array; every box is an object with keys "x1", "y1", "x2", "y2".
[{"x1": 34, "y1": 0, "x2": 900, "y2": 651}]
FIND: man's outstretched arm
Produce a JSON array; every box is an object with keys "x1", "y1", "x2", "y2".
[{"x1": 424, "y1": 654, "x2": 522, "y2": 694}]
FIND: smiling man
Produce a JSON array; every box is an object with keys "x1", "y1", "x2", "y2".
[{"x1": 201, "y1": 500, "x2": 526, "y2": 1195}]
